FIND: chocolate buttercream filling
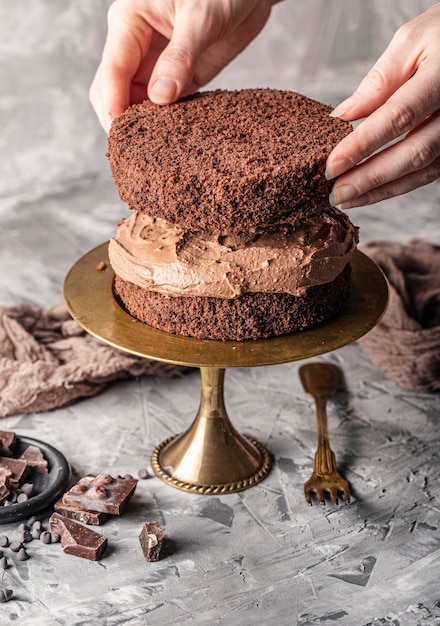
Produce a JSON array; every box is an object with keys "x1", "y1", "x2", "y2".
[{"x1": 108, "y1": 208, "x2": 358, "y2": 299}]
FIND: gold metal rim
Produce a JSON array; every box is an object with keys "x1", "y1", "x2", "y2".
[
  {"x1": 151, "y1": 435, "x2": 272, "y2": 494},
  {"x1": 63, "y1": 243, "x2": 389, "y2": 368}
]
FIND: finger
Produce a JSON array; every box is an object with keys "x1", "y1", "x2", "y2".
[
  {"x1": 329, "y1": 110, "x2": 440, "y2": 207},
  {"x1": 90, "y1": 7, "x2": 154, "y2": 131},
  {"x1": 148, "y1": 7, "x2": 217, "y2": 105},
  {"x1": 337, "y1": 156, "x2": 440, "y2": 209},
  {"x1": 326, "y1": 66, "x2": 440, "y2": 180},
  {"x1": 187, "y1": 3, "x2": 273, "y2": 92}
]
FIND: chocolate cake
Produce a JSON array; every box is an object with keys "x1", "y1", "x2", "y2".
[{"x1": 107, "y1": 89, "x2": 358, "y2": 341}]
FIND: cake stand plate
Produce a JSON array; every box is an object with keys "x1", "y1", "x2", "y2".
[{"x1": 63, "y1": 244, "x2": 388, "y2": 494}]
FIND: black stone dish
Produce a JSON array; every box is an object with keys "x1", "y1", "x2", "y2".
[{"x1": 0, "y1": 436, "x2": 71, "y2": 524}]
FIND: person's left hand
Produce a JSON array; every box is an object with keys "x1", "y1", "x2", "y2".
[
  {"x1": 326, "y1": 2, "x2": 440, "y2": 209},
  {"x1": 90, "y1": 0, "x2": 274, "y2": 132}
]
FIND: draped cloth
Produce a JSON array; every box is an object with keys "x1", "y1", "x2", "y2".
[
  {"x1": 0, "y1": 302, "x2": 186, "y2": 417},
  {"x1": 359, "y1": 239, "x2": 440, "y2": 393}
]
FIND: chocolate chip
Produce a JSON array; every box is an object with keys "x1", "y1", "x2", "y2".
[
  {"x1": 0, "y1": 536, "x2": 9, "y2": 547},
  {"x1": 137, "y1": 468, "x2": 150, "y2": 479},
  {"x1": 50, "y1": 532, "x2": 61, "y2": 544},
  {"x1": 20, "y1": 530, "x2": 32, "y2": 543},
  {"x1": 40, "y1": 531, "x2": 51, "y2": 544},
  {"x1": 21, "y1": 483, "x2": 34, "y2": 496},
  {"x1": 0, "y1": 556, "x2": 7, "y2": 569},
  {"x1": 17, "y1": 493, "x2": 29, "y2": 503},
  {"x1": 9, "y1": 541, "x2": 23, "y2": 553},
  {"x1": 0, "y1": 589, "x2": 13, "y2": 602},
  {"x1": 17, "y1": 548, "x2": 29, "y2": 561},
  {"x1": 31, "y1": 528, "x2": 41, "y2": 540}
]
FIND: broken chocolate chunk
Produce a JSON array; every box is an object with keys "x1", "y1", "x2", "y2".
[
  {"x1": 19, "y1": 445, "x2": 48, "y2": 474},
  {"x1": 139, "y1": 521, "x2": 164, "y2": 562},
  {"x1": 0, "y1": 457, "x2": 27, "y2": 489},
  {"x1": 63, "y1": 474, "x2": 137, "y2": 515},
  {"x1": 49, "y1": 513, "x2": 107, "y2": 561},
  {"x1": 0, "y1": 431, "x2": 17, "y2": 457},
  {"x1": 54, "y1": 496, "x2": 108, "y2": 526},
  {"x1": 0, "y1": 471, "x2": 11, "y2": 501}
]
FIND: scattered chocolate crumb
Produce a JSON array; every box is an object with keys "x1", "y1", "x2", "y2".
[
  {"x1": 0, "y1": 589, "x2": 13, "y2": 603},
  {"x1": 95, "y1": 261, "x2": 107, "y2": 271},
  {"x1": 137, "y1": 468, "x2": 150, "y2": 480}
]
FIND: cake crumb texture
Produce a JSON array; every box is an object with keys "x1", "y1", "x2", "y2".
[{"x1": 108, "y1": 89, "x2": 352, "y2": 233}]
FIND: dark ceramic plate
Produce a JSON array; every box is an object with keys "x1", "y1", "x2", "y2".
[{"x1": 0, "y1": 436, "x2": 71, "y2": 524}]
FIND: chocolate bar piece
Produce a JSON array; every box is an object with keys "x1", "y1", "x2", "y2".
[
  {"x1": 49, "y1": 513, "x2": 107, "y2": 561},
  {"x1": 0, "y1": 431, "x2": 17, "y2": 457},
  {"x1": 63, "y1": 474, "x2": 137, "y2": 515},
  {"x1": 139, "y1": 521, "x2": 164, "y2": 562},
  {"x1": 0, "y1": 457, "x2": 27, "y2": 489},
  {"x1": 54, "y1": 496, "x2": 108, "y2": 525},
  {"x1": 0, "y1": 470, "x2": 11, "y2": 501},
  {"x1": 19, "y1": 445, "x2": 48, "y2": 474}
]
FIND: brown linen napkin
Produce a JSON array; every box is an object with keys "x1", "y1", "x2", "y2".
[
  {"x1": 358, "y1": 238, "x2": 440, "y2": 393},
  {"x1": 0, "y1": 302, "x2": 187, "y2": 417}
]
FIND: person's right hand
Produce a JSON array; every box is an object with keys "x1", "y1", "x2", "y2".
[{"x1": 90, "y1": 0, "x2": 275, "y2": 132}]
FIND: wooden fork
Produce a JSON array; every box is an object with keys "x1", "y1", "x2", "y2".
[{"x1": 299, "y1": 362, "x2": 351, "y2": 505}]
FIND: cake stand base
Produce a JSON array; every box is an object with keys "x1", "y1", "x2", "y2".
[
  {"x1": 151, "y1": 367, "x2": 271, "y2": 494},
  {"x1": 63, "y1": 245, "x2": 388, "y2": 495}
]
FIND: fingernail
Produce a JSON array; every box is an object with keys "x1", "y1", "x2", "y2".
[
  {"x1": 329, "y1": 95, "x2": 359, "y2": 118},
  {"x1": 329, "y1": 184, "x2": 359, "y2": 207},
  {"x1": 325, "y1": 157, "x2": 353, "y2": 181},
  {"x1": 149, "y1": 77, "x2": 178, "y2": 104}
]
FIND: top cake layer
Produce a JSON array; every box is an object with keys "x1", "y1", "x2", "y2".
[{"x1": 108, "y1": 89, "x2": 352, "y2": 234}]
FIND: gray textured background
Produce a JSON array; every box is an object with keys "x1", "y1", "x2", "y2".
[{"x1": 1, "y1": 2, "x2": 439, "y2": 625}]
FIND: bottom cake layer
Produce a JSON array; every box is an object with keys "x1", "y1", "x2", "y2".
[{"x1": 113, "y1": 265, "x2": 352, "y2": 341}]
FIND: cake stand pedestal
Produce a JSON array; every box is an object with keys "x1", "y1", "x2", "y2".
[{"x1": 63, "y1": 244, "x2": 388, "y2": 494}]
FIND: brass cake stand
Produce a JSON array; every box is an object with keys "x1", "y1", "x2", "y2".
[{"x1": 63, "y1": 243, "x2": 388, "y2": 495}]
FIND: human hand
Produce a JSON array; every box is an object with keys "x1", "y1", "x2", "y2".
[
  {"x1": 90, "y1": 0, "x2": 274, "y2": 132},
  {"x1": 326, "y1": 2, "x2": 440, "y2": 209}
]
